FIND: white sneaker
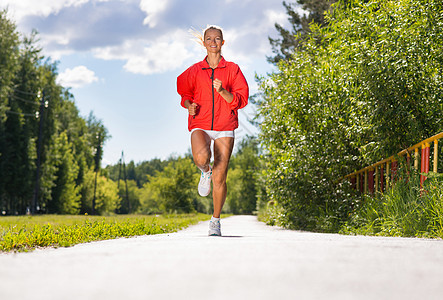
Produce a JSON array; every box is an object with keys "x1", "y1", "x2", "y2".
[
  {"x1": 208, "y1": 219, "x2": 221, "y2": 236},
  {"x1": 198, "y1": 166, "x2": 212, "y2": 197}
]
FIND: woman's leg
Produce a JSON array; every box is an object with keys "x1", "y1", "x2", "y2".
[
  {"x1": 191, "y1": 130, "x2": 211, "y2": 172},
  {"x1": 212, "y1": 137, "x2": 235, "y2": 218}
]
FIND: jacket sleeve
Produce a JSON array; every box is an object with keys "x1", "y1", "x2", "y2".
[
  {"x1": 229, "y1": 64, "x2": 249, "y2": 110},
  {"x1": 177, "y1": 66, "x2": 195, "y2": 108}
]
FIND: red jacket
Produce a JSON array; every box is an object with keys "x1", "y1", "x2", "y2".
[{"x1": 177, "y1": 56, "x2": 249, "y2": 131}]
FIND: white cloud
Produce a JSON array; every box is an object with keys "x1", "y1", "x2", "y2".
[
  {"x1": 264, "y1": 9, "x2": 288, "y2": 28},
  {"x1": 139, "y1": 0, "x2": 169, "y2": 28},
  {"x1": 123, "y1": 41, "x2": 192, "y2": 74},
  {"x1": 93, "y1": 29, "x2": 194, "y2": 75},
  {"x1": 3, "y1": 0, "x2": 89, "y2": 21},
  {"x1": 37, "y1": 33, "x2": 76, "y2": 60},
  {"x1": 57, "y1": 65, "x2": 99, "y2": 88},
  {"x1": 4, "y1": 0, "x2": 292, "y2": 76},
  {"x1": 221, "y1": 30, "x2": 252, "y2": 66}
]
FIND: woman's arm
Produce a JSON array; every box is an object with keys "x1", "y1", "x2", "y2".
[
  {"x1": 213, "y1": 78, "x2": 234, "y2": 103},
  {"x1": 184, "y1": 99, "x2": 198, "y2": 116},
  {"x1": 227, "y1": 65, "x2": 249, "y2": 110},
  {"x1": 177, "y1": 66, "x2": 196, "y2": 108}
]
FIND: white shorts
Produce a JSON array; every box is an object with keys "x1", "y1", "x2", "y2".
[{"x1": 191, "y1": 128, "x2": 235, "y2": 140}]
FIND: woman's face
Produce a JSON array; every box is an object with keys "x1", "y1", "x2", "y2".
[{"x1": 204, "y1": 29, "x2": 224, "y2": 54}]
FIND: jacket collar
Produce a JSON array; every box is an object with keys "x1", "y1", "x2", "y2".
[{"x1": 200, "y1": 56, "x2": 227, "y2": 69}]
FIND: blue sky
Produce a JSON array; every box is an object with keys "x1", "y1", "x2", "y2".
[{"x1": 3, "y1": 0, "x2": 299, "y2": 165}]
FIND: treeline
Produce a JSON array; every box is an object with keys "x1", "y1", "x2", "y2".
[
  {"x1": 104, "y1": 136, "x2": 260, "y2": 215},
  {"x1": 257, "y1": 0, "x2": 443, "y2": 231},
  {"x1": 0, "y1": 10, "x2": 261, "y2": 217},
  {"x1": 0, "y1": 11, "x2": 110, "y2": 215}
]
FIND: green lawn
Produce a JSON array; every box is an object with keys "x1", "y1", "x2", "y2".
[{"x1": 0, "y1": 214, "x2": 211, "y2": 252}]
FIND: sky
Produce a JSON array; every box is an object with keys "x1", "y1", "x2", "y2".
[{"x1": 2, "y1": 0, "x2": 298, "y2": 166}]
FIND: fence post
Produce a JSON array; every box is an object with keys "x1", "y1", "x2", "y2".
[
  {"x1": 368, "y1": 168, "x2": 374, "y2": 194},
  {"x1": 375, "y1": 166, "x2": 379, "y2": 193},
  {"x1": 391, "y1": 160, "x2": 398, "y2": 182},
  {"x1": 405, "y1": 153, "x2": 412, "y2": 183},
  {"x1": 386, "y1": 161, "x2": 390, "y2": 188},
  {"x1": 350, "y1": 176, "x2": 356, "y2": 190},
  {"x1": 421, "y1": 143, "x2": 430, "y2": 186},
  {"x1": 360, "y1": 173, "x2": 364, "y2": 193},
  {"x1": 364, "y1": 170, "x2": 368, "y2": 194},
  {"x1": 414, "y1": 148, "x2": 419, "y2": 170},
  {"x1": 343, "y1": 133, "x2": 442, "y2": 195},
  {"x1": 380, "y1": 165, "x2": 384, "y2": 192}
]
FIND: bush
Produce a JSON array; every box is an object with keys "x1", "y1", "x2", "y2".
[{"x1": 257, "y1": 0, "x2": 443, "y2": 231}]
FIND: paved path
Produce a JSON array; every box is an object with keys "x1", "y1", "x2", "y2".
[{"x1": 1, "y1": 215, "x2": 443, "y2": 300}]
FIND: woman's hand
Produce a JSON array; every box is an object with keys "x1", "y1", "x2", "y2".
[
  {"x1": 187, "y1": 102, "x2": 198, "y2": 116},
  {"x1": 213, "y1": 78, "x2": 234, "y2": 103},
  {"x1": 213, "y1": 78, "x2": 224, "y2": 93}
]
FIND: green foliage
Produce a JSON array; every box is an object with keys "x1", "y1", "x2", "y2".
[
  {"x1": 0, "y1": 28, "x2": 41, "y2": 213},
  {"x1": 105, "y1": 158, "x2": 168, "y2": 188},
  {"x1": 268, "y1": 0, "x2": 340, "y2": 64},
  {"x1": 94, "y1": 175, "x2": 121, "y2": 215},
  {"x1": 117, "y1": 179, "x2": 140, "y2": 214},
  {"x1": 225, "y1": 136, "x2": 260, "y2": 214},
  {"x1": 0, "y1": 11, "x2": 110, "y2": 215},
  {"x1": 341, "y1": 167, "x2": 443, "y2": 238},
  {"x1": 108, "y1": 155, "x2": 205, "y2": 215},
  {"x1": 0, "y1": 214, "x2": 211, "y2": 252},
  {"x1": 138, "y1": 179, "x2": 162, "y2": 214},
  {"x1": 45, "y1": 132, "x2": 81, "y2": 214},
  {"x1": 0, "y1": 10, "x2": 19, "y2": 121},
  {"x1": 330, "y1": 0, "x2": 443, "y2": 158},
  {"x1": 78, "y1": 168, "x2": 122, "y2": 215},
  {"x1": 104, "y1": 138, "x2": 262, "y2": 216},
  {"x1": 258, "y1": 0, "x2": 443, "y2": 231},
  {"x1": 146, "y1": 157, "x2": 199, "y2": 213}
]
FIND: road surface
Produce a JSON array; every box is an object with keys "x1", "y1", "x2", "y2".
[{"x1": 1, "y1": 215, "x2": 443, "y2": 300}]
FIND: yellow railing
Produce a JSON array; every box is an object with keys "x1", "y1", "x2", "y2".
[{"x1": 344, "y1": 132, "x2": 443, "y2": 194}]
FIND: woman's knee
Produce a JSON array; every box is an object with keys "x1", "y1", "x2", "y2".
[
  {"x1": 191, "y1": 131, "x2": 211, "y2": 168},
  {"x1": 212, "y1": 176, "x2": 226, "y2": 189},
  {"x1": 193, "y1": 151, "x2": 210, "y2": 168},
  {"x1": 212, "y1": 167, "x2": 228, "y2": 187}
]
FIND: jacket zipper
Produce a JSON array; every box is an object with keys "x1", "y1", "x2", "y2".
[
  {"x1": 202, "y1": 67, "x2": 216, "y2": 130},
  {"x1": 210, "y1": 68, "x2": 215, "y2": 130}
]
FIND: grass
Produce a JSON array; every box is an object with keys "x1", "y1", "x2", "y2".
[
  {"x1": 258, "y1": 163, "x2": 443, "y2": 239},
  {"x1": 0, "y1": 213, "x2": 211, "y2": 252},
  {"x1": 340, "y1": 169, "x2": 443, "y2": 239}
]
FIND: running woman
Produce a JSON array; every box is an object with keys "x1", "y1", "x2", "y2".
[{"x1": 177, "y1": 25, "x2": 249, "y2": 236}]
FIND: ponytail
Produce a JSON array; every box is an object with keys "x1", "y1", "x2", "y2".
[{"x1": 189, "y1": 25, "x2": 224, "y2": 47}]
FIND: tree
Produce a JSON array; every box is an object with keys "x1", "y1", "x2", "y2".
[
  {"x1": 154, "y1": 157, "x2": 198, "y2": 213},
  {"x1": 140, "y1": 157, "x2": 199, "y2": 214},
  {"x1": 93, "y1": 175, "x2": 120, "y2": 215},
  {"x1": 117, "y1": 180, "x2": 140, "y2": 214},
  {"x1": 79, "y1": 167, "x2": 122, "y2": 215},
  {"x1": 268, "y1": 0, "x2": 370, "y2": 64},
  {"x1": 138, "y1": 181, "x2": 161, "y2": 214},
  {"x1": 45, "y1": 132, "x2": 81, "y2": 214},
  {"x1": 105, "y1": 158, "x2": 168, "y2": 189},
  {"x1": 0, "y1": 11, "x2": 110, "y2": 215},
  {"x1": 268, "y1": 0, "x2": 338, "y2": 64},
  {"x1": 0, "y1": 9, "x2": 19, "y2": 121},
  {"x1": 258, "y1": 0, "x2": 443, "y2": 230},
  {"x1": 226, "y1": 136, "x2": 260, "y2": 214}
]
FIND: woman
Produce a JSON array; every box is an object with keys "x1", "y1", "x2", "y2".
[{"x1": 177, "y1": 25, "x2": 249, "y2": 236}]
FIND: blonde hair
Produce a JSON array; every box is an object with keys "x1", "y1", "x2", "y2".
[{"x1": 189, "y1": 25, "x2": 224, "y2": 47}]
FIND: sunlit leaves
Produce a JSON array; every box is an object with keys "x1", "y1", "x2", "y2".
[{"x1": 258, "y1": 0, "x2": 443, "y2": 230}]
